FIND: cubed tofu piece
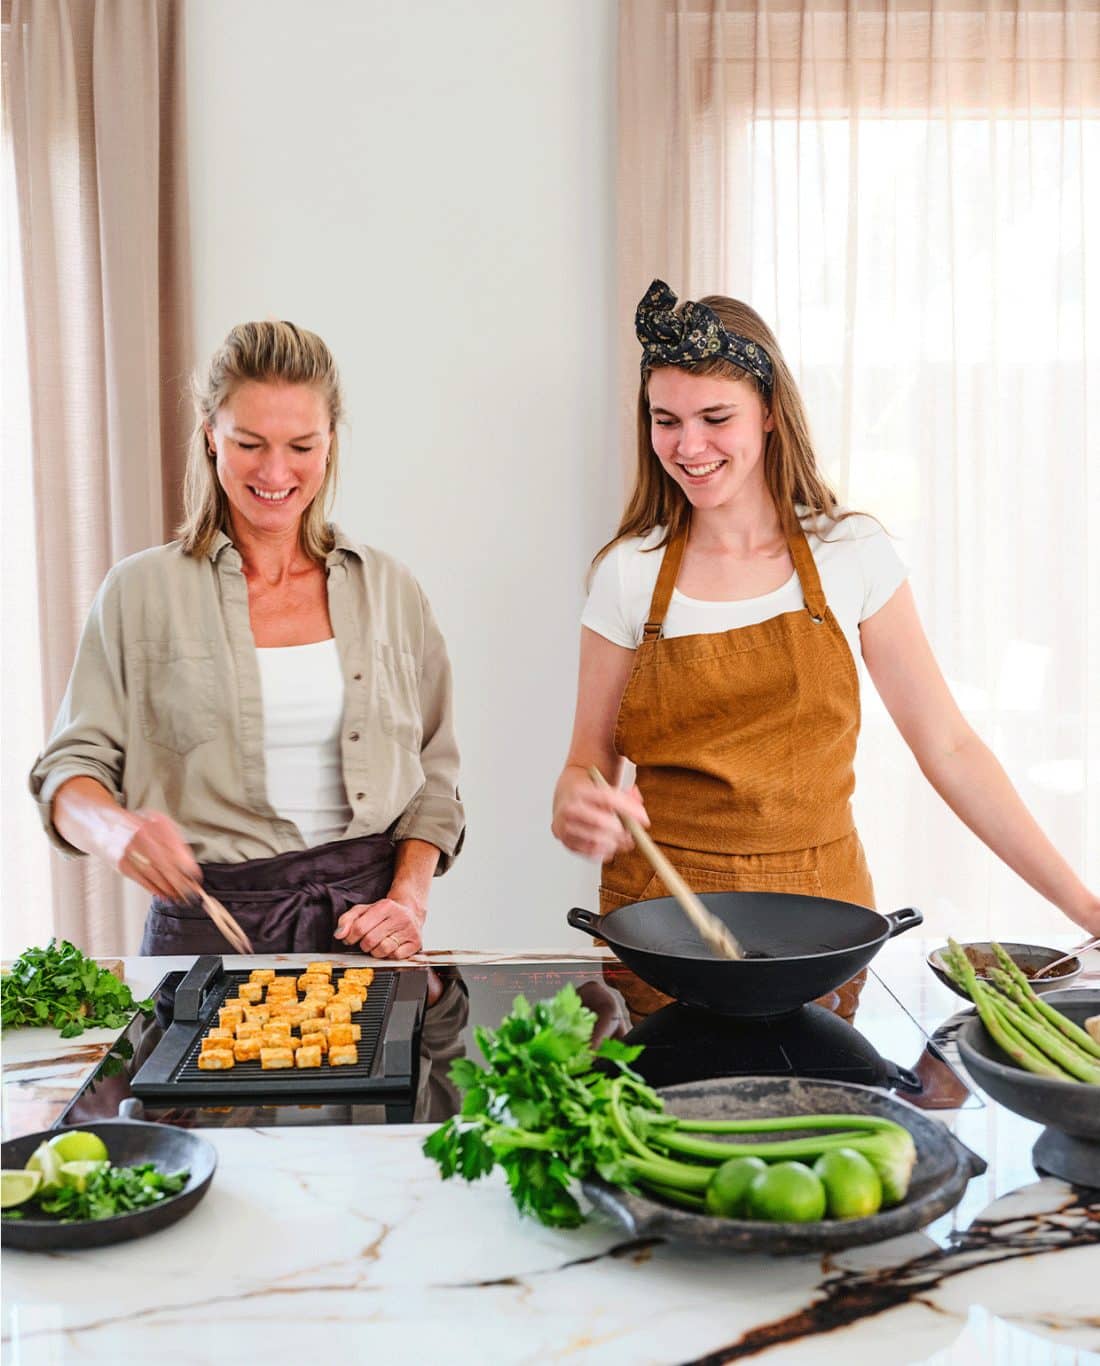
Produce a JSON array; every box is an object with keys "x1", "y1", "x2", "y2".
[
  {"x1": 234, "y1": 1038, "x2": 262, "y2": 1062},
  {"x1": 341, "y1": 968, "x2": 374, "y2": 985},
  {"x1": 197, "y1": 1049, "x2": 234, "y2": 1070},
  {"x1": 261, "y1": 1025, "x2": 293, "y2": 1046},
  {"x1": 238, "y1": 982, "x2": 264, "y2": 1003},
  {"x1": 297, "y1": 972, "x2": 328, "y2": 990},
  {"x1": 335, "y1": 991, "x2": 365, "y2": 1012},
  {"x1": 326, "y1": 1023, "x2": 356, "y2": 1047},
  {"x1": 325, "y1": 1002, "x2": 352, "y2": 1023},
  {"x1": 260, "y1": 1046, "x2": 295, "y2": 1070},
  {"x1": 265, "y1": 978, "x2": 297, "y2": 996},
  {"x1": 218, "y1": 1007, "x2": 244, "y2": 1030},
  {"x1": 235, "y1": 1021, "x2": 262, "y2": 1038},
  {"x1": 222, "y1": 995, "x2": 247, "y2": 1009},
  {"x1": 298, "y1": 1001, "x2": 324, "y2": 1020},
  {"x1": 329, "y1": 1044, "x2": 357, "y2": 1066},
  {"x1": 204, "y1": 1028, "x2": 235, "y2": 1046},
  {"x1": 295, "y1": 1044, "x2": 322, "y2": 1068},
  {"x1": 299, "y1": 1016, "x2": 326, "y2": 1035},
  {"x1": 302, "y1": 982, "x2": 335, "y2": 1000},
  {"x1": 244, "y1": 1005, "x2": 271, "y2": 1025},
  {"x1": 248, "y1": 969, "x2": 276, "y2": 984},
  {"x1": 306, "y1": 961, "x2": 334, "y2": 976}
]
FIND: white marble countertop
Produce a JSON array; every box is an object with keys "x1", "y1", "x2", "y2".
[{"x1": 3, "y1": 941, "x2": 1098, "y2": 1365}]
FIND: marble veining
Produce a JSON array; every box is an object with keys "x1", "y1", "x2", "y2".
[{"x1": 2, "y1": 941, "x2": 1098, "y2": 1365}]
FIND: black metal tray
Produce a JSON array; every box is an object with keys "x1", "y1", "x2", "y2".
[{"x1": 131, "y1": 957, "x2": 426, "y2": 1099}]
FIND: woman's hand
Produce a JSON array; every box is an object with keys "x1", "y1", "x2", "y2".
[
  {"x1": 334, "y1": 888, "x2": 426, "y2": 959},
  {"x1": 552, "y1": 768, "x2": 650, "y2": 863},
  {"x1": 115, "y1": 809, "x2": 202, "y2": 903}
]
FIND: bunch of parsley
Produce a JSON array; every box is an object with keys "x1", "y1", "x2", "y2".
[
  {"x1": 423, "y1": 985, "x2": 688, "y2": 1228},
  {"x1": 1, "y1": 940, "x2": 153, "y2": 1038},
  {"x1": 4, "y1": 1163, "x2": 189, "y2": 1223}
]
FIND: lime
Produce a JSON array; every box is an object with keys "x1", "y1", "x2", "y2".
[
  {"x1": 813, "y1": 1147, "x2": 883, "y2": 1219},
  {"x1": 1, "y1": 1169, "x2": 42, "y2": 1209},
  {"x1": 745, "y1": 1161, "x2": 827, "y2": 1223},
  {"x1": 49, "y1": 1130, "x2": 109, "y2": 1164},
  {"x1": 704, "y1": 1156, "x2": 767, "y2": 1218},
  {"x1": 58, "y1": 1160, "x2": 108, "y2": 1193},
  {"x1": 25, "y1": 1141, "x2": 65, "y2": 1192}
]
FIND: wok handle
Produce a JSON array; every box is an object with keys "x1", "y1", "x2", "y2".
[
  {"x1": 884, "y1": 906, "x2": 923, "y2": 939},
  {"x1": 568, "y1": 907, "x2": 603, "y2": 936}
]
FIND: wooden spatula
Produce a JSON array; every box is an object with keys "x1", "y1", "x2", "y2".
[{"x1": 587, "y1": 767, "x2": 744, "y2": 961}]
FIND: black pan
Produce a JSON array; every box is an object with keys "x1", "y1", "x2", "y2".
[{"x1": 568, "y1": 892, "x2": 922, "y2": 1017}]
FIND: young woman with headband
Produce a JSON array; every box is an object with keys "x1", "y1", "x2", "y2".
[{"x1": 552, "y1": 281, "x2": 1098, "y2": 1017}]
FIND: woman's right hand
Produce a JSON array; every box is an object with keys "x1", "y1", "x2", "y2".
[
  {"x1": 113, "y1": 809, "x2": 202, "y2": 903},
  {"x1": 551, "y1": 768, "x2": 650, "y2": 863}
]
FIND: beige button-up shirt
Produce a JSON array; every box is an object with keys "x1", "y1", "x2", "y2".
[{"x1": 29, "y1": 527, "x2": 465, "y2": 871}]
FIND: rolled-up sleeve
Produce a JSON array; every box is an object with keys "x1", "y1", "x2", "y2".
[
  {"x1": 28, "y1": 569, "x2": 128, "y2": 855},
  {"x1": 391, "y1": 585, "x2": 465, "y2": 872}
]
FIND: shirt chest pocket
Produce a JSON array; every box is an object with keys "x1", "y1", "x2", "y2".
[
  {"x1": 374, "y1": 640, "x2": 422, "y2": 754},
  {"x1": 132, "y1": 640, "x2": 218, "y2": 755}
]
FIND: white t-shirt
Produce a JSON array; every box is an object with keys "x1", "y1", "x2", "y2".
[
  {"x1": 255, "y1": 639, "x2": 353, "y2": 848},
  {"x1": 582, "y1": 511, "x2": 907, "y2": 665}
]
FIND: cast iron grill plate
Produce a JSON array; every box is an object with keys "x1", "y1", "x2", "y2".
[{"x1": 132, "y1": 959, "x2": 426, "y2": 1099}]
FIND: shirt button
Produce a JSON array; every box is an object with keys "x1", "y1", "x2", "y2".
[
  {"x1": 353, "y1": 672, "x2": 362, "y2": 681},
  {"x1": 356, "y1": 792, "x2": 365, "y2": 801},
  {"x1": 349, "y1": 731, "x2": 360, "y2": 742}
]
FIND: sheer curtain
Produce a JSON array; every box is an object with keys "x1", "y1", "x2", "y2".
[
  {"x1": 619, "y1": 0, "x2": 1099, "y2": 939},
  {"x1": 2, "y1": 0, "x2": 193, "y2": 956}
]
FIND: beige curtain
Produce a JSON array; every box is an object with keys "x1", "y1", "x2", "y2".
[
  {"x1": 619, "y1": 0, "x2": 1099, "y2": 942},
  {"x1": 3, "y1": 0, "x2": 192, "y2": 955}
]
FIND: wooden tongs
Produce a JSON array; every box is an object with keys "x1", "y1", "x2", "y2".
[
  {"x1": 130, "y1": 851, "x2": 253, "y2": 954},
  {"x1": 587, "y1": 767, "x2": 744, "y2": 961},
  {"x1": 193, "y1": 886, "x2": 253, "y2": 955}
]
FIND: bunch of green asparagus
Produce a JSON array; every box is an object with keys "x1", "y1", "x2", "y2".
[{"x1": 943, "y1": 939, "x2": 1100, "y2": 1083}]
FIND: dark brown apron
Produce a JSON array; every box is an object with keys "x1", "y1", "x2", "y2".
[{"x1": 139, "y1": 831, "x2": 396, "y2": 955}]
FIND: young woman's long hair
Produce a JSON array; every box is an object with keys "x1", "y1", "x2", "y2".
[
  {"x1": 178, "y1": 321, "x2": 344, "y2": 560},
  {"x1": 593, "y1": 296, "x2": 849, "y2": 571}
]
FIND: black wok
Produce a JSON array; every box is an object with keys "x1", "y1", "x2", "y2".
[{"x1": 567, "y1": 892, "x2": 922, "y2": 1017}]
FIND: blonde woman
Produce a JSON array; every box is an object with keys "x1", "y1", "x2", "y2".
[
  {"x1": 552, "y1": 281, "x2": 1098, "y2": 1015},
  {"x1": 31, "y1": 322, "x2": 463, "y2": 957}
]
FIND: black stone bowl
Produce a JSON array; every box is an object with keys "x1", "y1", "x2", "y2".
[
  {"x1": 580, "y1": 1076, "x2": 986, "y2": 1253},
  {"x1": 927, "y1": 941, "x2": 1081, "y2": 1000},
  {"x1": 1, "y1": 1121, "x2": 216, "y2": 1251},
  {"x1": 956, "y1": 990, "x2": 1100, "y2": 1141}
]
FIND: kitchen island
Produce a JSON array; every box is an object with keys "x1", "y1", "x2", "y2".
[{"x1": 3, "y1": 939, "x2": 1098, "y2": 1365}]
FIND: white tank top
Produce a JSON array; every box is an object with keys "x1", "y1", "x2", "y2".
[{"x1": 255, "y1": 639, "x2": 352, "y2": 847}]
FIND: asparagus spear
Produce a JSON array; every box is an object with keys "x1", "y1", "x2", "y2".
[
  {"x1": 991, "y1": 943, "x2": 1100, "y2": 1061},
  {"x1": 944, "y1": 941, "x2": 1067, "y2": 1079},
  {"x1": 991, "y1": 992, "x2": 1100, "y2": 1083}
]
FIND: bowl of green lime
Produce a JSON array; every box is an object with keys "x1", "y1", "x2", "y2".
[{"x1": 1, "y1": 1121, "x2": 216, "y2": 1250}]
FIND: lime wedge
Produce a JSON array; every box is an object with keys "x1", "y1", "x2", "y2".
[
  {"x1": 25, "y1": 1141, "x2": 65, "y2": 1192},
  {"x1": 1, "y1": 1169, "x2": 42, "y2": 1209},
  {"x1": 58, "y1": 1160, "x2": 108, "y2": 1193},
  {"x1": 49, "y1": 1130, "x2": 109, "y2": 1164}
]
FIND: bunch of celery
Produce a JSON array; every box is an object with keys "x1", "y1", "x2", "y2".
[{"x1": 943, "y1": 938, "x2": 1100, "y2": 1083}]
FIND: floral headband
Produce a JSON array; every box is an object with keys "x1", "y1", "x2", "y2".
[{"x1": 635, "y1": 279, "x2": 774, "y2": 393}]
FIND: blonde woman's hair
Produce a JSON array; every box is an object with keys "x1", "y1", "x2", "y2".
[
  {"x1": 593, "y1": 296, "x2": 854, "y2": 572},
  {"x1": 177, "y1": 321, "x2": 343, "y2": 560}
]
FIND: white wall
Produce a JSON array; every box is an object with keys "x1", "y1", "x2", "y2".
[{"x1": 185, "y1": 0, "x2": 619, "y2": 949}]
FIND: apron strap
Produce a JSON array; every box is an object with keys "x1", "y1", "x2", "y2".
[
  {"x1": 641, "y1": 524, "x2": 689, "y2": 642},
  {"x1": 786, "y1": 521, "x2": 828, "y2": 622}
]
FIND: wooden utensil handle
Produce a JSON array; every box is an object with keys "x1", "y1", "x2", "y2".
[{"x1": 586, "y1": 766, "x2": 743, "y2": 960}]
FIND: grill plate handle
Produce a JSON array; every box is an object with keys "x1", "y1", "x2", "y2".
[
  {"x1": 382, "y1": 999, "x2": 420, "y2": 1078},
  {"x1": 174, "y1": 955, "x2": 223, "y2": 1022}
]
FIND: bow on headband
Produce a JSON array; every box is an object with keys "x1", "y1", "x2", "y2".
[{"x1": 635, "y1": 279, "x2": 774, "y2": 392}]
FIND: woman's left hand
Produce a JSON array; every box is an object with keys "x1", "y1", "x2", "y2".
[{"x1": 334, "y1": 890, "x2": 426, "y2": 958}]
